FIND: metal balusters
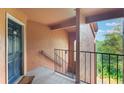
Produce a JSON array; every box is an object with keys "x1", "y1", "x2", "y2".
[
  {"x1": 95, "y1": 53, "x2": 97, "y2": 84},
  {"x1": 109, "y1": 54, "x2": 111, "y2": 84},
  {"x1": 90, "y1": 53, "x2": 91, "y2": 83},
  {"x1": 65, "y1": 50, "x2": 66, "y2": 74},
  {"x1": 54, "y1": 49, "x2": 56, "y2": 72},
  {"x1": 55, "y1": 50, "x2": 57, "y2": 72},
  {"x1": 54, "y1": 49, "x2": 75, "y2": 79},
  {"x1": 62, "y1": 50, "x2": 63, "y2": 73},
  {"x1": 101, "y1": 54, "x2": 103, "y2": 84},
  {"x1": 72, "y1": 50, "x2": 75, "y2": 78},
  {"x1": 54, "y1": 49, "x2": 124, "y2": 84},
  {"x1": 85, "y1": 52, "x2": 87, "y2": 82},
  {"x1": 59, "y1": 50, "x2": 60, "y2": 72},
  {"x1": 117, "y1": 55, "x2": 118, "y2": 84}
]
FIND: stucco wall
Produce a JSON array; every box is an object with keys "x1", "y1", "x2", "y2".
[
  {"x1": 80, "y1": 24, "x2": 96, "y2": 83},
  {"x1": 0, "y1": 8, "x2": 27, "y2": 84},
  {"x1": 26, "y1": 20, "x2": 68, "y2": 71}
]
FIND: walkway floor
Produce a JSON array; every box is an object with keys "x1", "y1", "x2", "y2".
[{"x1": 27, "y1": 67, "x2": 75, "y2": 84}]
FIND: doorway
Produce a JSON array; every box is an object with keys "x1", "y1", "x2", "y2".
[{"x1": 6, "y1": 14, "x2": 24, "y2": 84}]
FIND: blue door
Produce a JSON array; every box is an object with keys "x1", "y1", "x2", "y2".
[{"x1": 8, "y1": 19, "x2": 23, "y2": 84}]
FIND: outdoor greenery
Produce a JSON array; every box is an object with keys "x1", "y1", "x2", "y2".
[{"x1": 96, "y1": 22, "x2": 123, "y2": 83}]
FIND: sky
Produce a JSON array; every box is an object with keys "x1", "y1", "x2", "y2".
[{"x1": 96, "y1": 18, "x2": 123, "y2": 41}]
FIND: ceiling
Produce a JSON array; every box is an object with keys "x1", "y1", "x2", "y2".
[
  {"x1": 19, "y1": 8, "x2": 75, "y2": 25},
  {"x1": 80, "y1": 8, "x2": 118, "y2": 16},
  {"x1": 19, "y1": 8, "x2": 119, "y2": 32},
  {"x1": 19, "y1": 8, "x2": 119, "y2": 25}
]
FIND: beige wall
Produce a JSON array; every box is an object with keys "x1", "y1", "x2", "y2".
[
  {"x1": 27, "y1": 20, "x2": 68, "y2": 71},
  {"x1": 0, "y1": 8, "x2": 27, "y2": 84},
  {"x1": 80, "y1": 24, "x2": 96, "y2": 84},
  {"x1": 0, "y1": 8, "x2": 68, "y2": 83}
]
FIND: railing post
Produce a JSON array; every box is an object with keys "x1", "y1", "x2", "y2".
[
  {"x1": 117, "y1": 55, "x2": 118, "y2": 84},
  {"x1": 90, "y1": 53, "x2": 91, "y2": 83},
  {"x1": 75, "y1": 8, "x2": 80, "y2": 84},
  {"x1": 54, "y1": 49, "x2": 56, "y2": 72},
  {"x1": 84, "y1": 52, "x2": 86, "y2": 82}
]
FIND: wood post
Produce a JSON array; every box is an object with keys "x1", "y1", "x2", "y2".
[{"x1": 75, "y1": 8, "x2": 80, "y2": 84}]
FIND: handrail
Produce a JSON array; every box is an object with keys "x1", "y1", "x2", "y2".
[
  {"x1": 54, "y1": 49, "x2": 76, "y2": 79},
  {"x1": 54, "y1": 53, "x2": 67, "y2": 63},
  {"x1": 39, "y1": 50, "x2": 61, "y2": 67},
  {"x1": 54, "y1": 49, "x2": 124, "y2": 56},
  {"x1": 39, "y1": 50, "x2": 54, "y2": 61},
  {"x1": 54, "y1": 48, "x2": 124, "y2": 84}
]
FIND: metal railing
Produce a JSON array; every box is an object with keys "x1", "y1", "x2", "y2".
[
  {"x1": 54, "y1": 49, "x2": 124, "y2": 84},
  {"x1": 54, "y1": 49, "x2": 76, "y2": 79}
]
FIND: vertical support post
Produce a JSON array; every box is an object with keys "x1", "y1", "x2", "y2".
[
  {"x1": 75, "y1": 8, "x2": 80, "y2": 84},
  {"x1": 94, "y1": 36, "x2": 97, "y2": 84}
]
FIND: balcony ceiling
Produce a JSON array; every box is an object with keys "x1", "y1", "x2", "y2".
[
  {"x1": 19, "y1": 8, "x2": 119, "y2": 32},
  {"x1": 80, "y1": 8, "x2": 119, "y2": 16},
  {"x1": 19, "y1": 8, "x2": 75, "y2": 25}
]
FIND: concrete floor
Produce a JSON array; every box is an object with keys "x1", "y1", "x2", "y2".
[{"x1": 27, "y1": 67, "x2": 75, "y2": 84}]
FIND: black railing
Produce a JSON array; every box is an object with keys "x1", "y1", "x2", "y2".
[
  {"x1": 54, "y1": 49, "x2": 76, "y2": 79},
  {"x1": 54, "y1": 49, "x2": 124, "y2": 84},
  {"x1": 80, "y1": 51, "x2": 124, "y2": 84}
]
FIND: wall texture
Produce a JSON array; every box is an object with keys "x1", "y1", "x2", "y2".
[
  {"x1": 0, "y1": 9, "x2": 68, "y2": 83},
  {"x1": 80, "y1": 24, "x2": 96, "y2": 84},
  {"x1": 0, "y1": 8, "x2": 27, "y2": 84},
  {"x1": 26, "y1": 20, "x2": 68, "y2": 71}
]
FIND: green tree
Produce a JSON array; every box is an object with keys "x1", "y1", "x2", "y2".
[{"x1": 97, "y1": 25, "x2": 123, "y2": 82}]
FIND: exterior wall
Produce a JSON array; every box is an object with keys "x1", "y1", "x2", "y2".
[
  {"x1": 26, "y1": 20, "x2": 68, "y2": 71},
  {"x1": 0, "y1": 8, "x2": 27, "y2": 84},
  {"x1": 80, "y1": 24, "x2": 96, "y2": 83}
]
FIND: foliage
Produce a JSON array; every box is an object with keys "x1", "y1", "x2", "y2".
[{"x1": 96, "y1": 24, "x2": 123, "y2": 83}]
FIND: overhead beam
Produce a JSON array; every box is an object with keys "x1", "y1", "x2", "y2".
[
  {"x1": 48, "y1": 16, "x2": 76, "y2": 30},
  {"x1": 86, "y1": 9, "x2": 124, "y2": 23},
  {"x1": 90, "y1": 24, "x2": 96, "y2": 38}
]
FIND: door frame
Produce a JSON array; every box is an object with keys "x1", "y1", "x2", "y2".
[{"x1": 6, "y1": 13, "x2": 26, "y2": 84}]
